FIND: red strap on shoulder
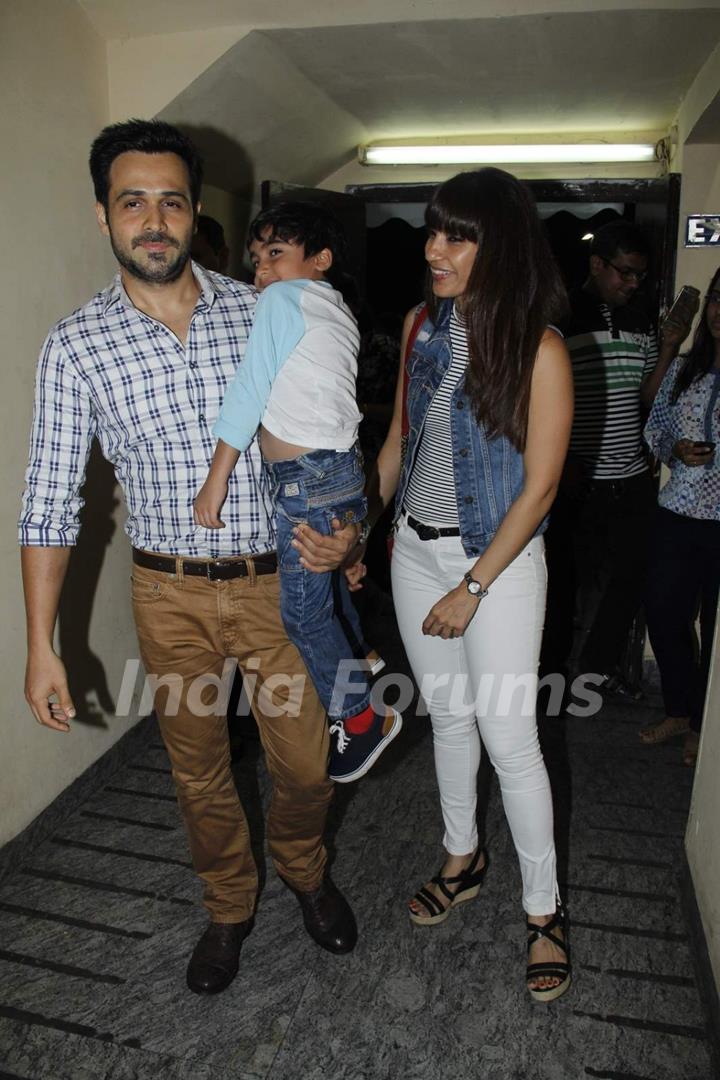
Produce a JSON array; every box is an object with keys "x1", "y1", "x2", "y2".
[{"x1": 401, "y1": 304, "x2": 427, "y2": 442}]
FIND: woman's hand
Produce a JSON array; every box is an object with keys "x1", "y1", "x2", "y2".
[
  {"x1": 422, "y1": 583, "x2": 480, "y2": 638},
  {"x1": 672, "y1": 439, "x2": 715, "y2": 467},
  {"x1": 659, "y1": 314, "x2": 692, "y2": 354}
]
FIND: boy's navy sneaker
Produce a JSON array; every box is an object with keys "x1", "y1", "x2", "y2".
[{"x1": 328, "y1": 708, "x2": 402, "y2": 783}]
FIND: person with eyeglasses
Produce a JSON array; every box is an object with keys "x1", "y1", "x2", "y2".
[{"x1": 541, "y1": 220, "x2": 681, "y2": 704}]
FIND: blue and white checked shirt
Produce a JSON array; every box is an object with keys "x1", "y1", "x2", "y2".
[{"x1": 19, "y1": 264, "x2": 277, "y2": 557}]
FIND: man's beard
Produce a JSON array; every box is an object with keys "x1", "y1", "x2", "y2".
[{"x1": 109, "y1": 227, "x2": 192, "y2": 285}]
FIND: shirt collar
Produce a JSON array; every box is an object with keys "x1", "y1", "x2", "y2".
[{"x1": 101, "y1": 260, "x2": 221, "y2": 316}]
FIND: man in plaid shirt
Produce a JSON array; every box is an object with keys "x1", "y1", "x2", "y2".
[{"x1": 19, "y1": 120, "x2": 358, "y2": 995}]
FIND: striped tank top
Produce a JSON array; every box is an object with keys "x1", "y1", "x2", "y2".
[{"x1": 403, "y1": 307, "x2": 468, "y2": 526}]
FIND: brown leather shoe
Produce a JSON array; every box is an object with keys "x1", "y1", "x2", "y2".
[
  {"x1": 186, "y1": 919, "x2": 252, "y2": 995},
  {"x1": 286, "y1": 876, "x2": 357, "y2": 954}
]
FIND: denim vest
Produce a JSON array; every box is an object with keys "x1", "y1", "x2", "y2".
[{"x1": 394, "y1": 300, "x2": 547, "y2": 557}]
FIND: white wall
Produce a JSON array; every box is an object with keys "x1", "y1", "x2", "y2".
[
  {"x1": 674, "y1": 147, "x2": 720, "y2": 993},
  {"x1": 0, "y1": 1, "x2": 142, "y2": 847},
  {"x1": 669, "y1": 37, "x2": 720, "y2": 990}
]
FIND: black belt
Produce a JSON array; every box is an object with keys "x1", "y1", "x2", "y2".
[
  {"x1": 132, "y1": 547, "x2": 277, "y2": 581},
  {"x1": 406, "y1": 514, "x2": 461, "y2": 541},
  {"x1": 586, "y1": 472, "x2": 651, "y2": 496}
]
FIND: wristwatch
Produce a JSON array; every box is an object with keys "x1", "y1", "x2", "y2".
[{"x1": 464, "y1": 572, "x2": 489, "y2": 600}]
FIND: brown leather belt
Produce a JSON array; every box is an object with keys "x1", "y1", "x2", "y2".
[{"x1": 132, "y1": 547, "x2": 277, "y2": 582}]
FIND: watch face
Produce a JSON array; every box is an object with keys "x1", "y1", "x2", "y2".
[{"x1": 466, "y1": 577, "x2": 481, "y2": 595}]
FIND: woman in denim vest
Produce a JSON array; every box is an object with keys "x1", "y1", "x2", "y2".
[{"x1": 354, "y1": 168, "x2": 574, "y2": 1000}]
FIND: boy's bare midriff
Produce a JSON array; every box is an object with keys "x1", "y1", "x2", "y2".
[{"x1": 260, "y1": 425, "x2": 316, "y2": 462}]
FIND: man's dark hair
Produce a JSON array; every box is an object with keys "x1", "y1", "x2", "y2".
[
  {"x1": 196, "y1": 214, "x2": 226, "y2": 254},
  {"x1": 590, "y1": 221, "x2": 651, "y2": 261},
  {"x1": 89, "y1": 119, "x2": 203, "y2": 209},
  {"x1": 247, "y1": 201, "x2": 352, "y2": 295}
]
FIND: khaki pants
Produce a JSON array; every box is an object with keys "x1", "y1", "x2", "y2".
[{"x1": 131, "y1": 558, "x2": 332, "y2": 922}]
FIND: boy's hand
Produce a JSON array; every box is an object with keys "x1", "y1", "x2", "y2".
[
  {"x1": 194, "y1": 479, "x2": 228, "y2": 529},
  {"x1": 345, "y1": 558, "x2": 368, "y2": 592}
]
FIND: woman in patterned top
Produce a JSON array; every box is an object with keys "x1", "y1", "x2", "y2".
[{"x1": 640, "y1": 268, "x2": 720, "y2": 765}]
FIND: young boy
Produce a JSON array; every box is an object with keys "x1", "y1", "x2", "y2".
[{"x1": 194, "y1": 202, "x2": 401, "y2": 782}]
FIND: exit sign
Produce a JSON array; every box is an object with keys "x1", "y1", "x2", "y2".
[{"x1": 685, "y1": 214, "x2": 720, "y2": 246}]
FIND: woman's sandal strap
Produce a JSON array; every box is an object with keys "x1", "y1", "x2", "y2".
[
  {"x1": 527, "y1": 928, "x2": 566, "y2": 954},
  {"x1": 527, "y1": 962, "x2": 569, "y2": 979},
  {"x1": 429, "y1": 875, "x2": 457, "y2": 903},
  {"x1": 413, "y1": 887, "x2": 447, "y2": 917},
  {"x1": 527, "y1": 914, "x2": 567, "y2": 956},
  {"x1": 411, "y1": 850, "x2": 488, "y2": 920}
]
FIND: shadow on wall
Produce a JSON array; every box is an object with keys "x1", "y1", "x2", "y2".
[
  {"x1": 58, "y1": 441, "x2": 118, "y2": 728},
  {"x1": 176, "y1": 124, "x2": 257, "y2": 255}
]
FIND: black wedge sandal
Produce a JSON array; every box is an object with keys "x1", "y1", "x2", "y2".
[
  {"x1": 409, "y1": 848, "x2": 489, "y2": 926},
  {"x1": 526, "y1": 906, "x2": 571, "y2": 1003}
]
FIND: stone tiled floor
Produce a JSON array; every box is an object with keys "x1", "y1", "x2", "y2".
[{"x1": 0, "y1": 618, "x2": 717, "y2": 1080}]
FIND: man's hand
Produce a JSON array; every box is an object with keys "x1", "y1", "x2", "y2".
[
  {"x1": 422, "y1": 584, "x2": 480, "y2": 639},
  {"x1": 25, "y1": 645, "x2": 76, "y2": 731},
  {"x1": 193, "y1": 478, "x2": 228, "y2": 529},
  {"x1": 292, "y1": 518, "x2": 361, "y2": 573},
  {"x1": 672, "y1": 439, "x2": 716, "y2": 467}
]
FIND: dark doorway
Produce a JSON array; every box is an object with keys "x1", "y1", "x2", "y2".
[{"x1": 347, "y1": 175, "x2": 682, "y2": 327}]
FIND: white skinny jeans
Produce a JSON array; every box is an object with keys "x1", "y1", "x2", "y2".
[{"x1": 391, "y1": 516, "x2": 558, "y2": 915}]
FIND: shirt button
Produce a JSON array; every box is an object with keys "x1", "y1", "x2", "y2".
[
  {"x1": 459, "y1": 448, "x2": 469, "y2": 457},
  {"x1": 464, "y1": 495, "x2": 474, "y2": 504},
  {"x1": 198, "y1": 413, "x2": 206, "y2": 423},
  {"x1": 189, "y1": 360, "x2": 198, "y2": 369},
  {"x1": 456, "y1": 400, "x2": 465, "y2": 410}
]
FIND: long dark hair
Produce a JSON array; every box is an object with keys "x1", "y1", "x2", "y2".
[
  {"x1": 672, "y1": 266, "x2": 720, "y2": 401},
  {"x1": 425, "y1": 168, "x2": 567, "y2": 450}
]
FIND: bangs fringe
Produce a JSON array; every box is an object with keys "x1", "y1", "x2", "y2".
[{"x1": 425, "y1": 194, "x2": 479, "y2": 243}]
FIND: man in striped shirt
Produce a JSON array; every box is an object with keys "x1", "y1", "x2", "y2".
[
  {"x1": 544, "y1": 222, "x2": 675, "y2": 692},
  {"x1": 19, "y1": 120, "x2": 358, "y2": 996}
]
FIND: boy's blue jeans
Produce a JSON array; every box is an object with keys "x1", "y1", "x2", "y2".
[{"x1": 265, "y1": 445, "x2": 371, "y2": 721}]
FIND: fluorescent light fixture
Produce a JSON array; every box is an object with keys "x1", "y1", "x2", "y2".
[{"x1": 360, "y1": 144, "x2": 656, "y2": 166}]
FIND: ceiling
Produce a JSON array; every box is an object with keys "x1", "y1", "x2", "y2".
[
  {"x1": 266, "y1": 11, "x2": 719, "y2": 138},
  {"x1": 76, "y1": 2, "x2": 720, "y2": 191}
]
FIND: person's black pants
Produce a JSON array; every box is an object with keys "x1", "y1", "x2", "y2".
[
  {"x1": 542, "y1": 471, "x2": 655, "y2": 680},
  {"x1": 644, "y1": 507, "x2": 720, "y2": 732}
]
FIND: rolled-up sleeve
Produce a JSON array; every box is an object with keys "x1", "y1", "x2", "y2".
[
  {"x1": 18, "y1": 333, "x2": 96, "y2": 546},
  {"x1": 644, "y1": 356, "x2": 679, "y2": 466}
]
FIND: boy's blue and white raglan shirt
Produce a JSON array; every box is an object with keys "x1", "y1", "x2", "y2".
[{"x1": 214, "y1": 278, "x2": 362, "y2": 452}]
